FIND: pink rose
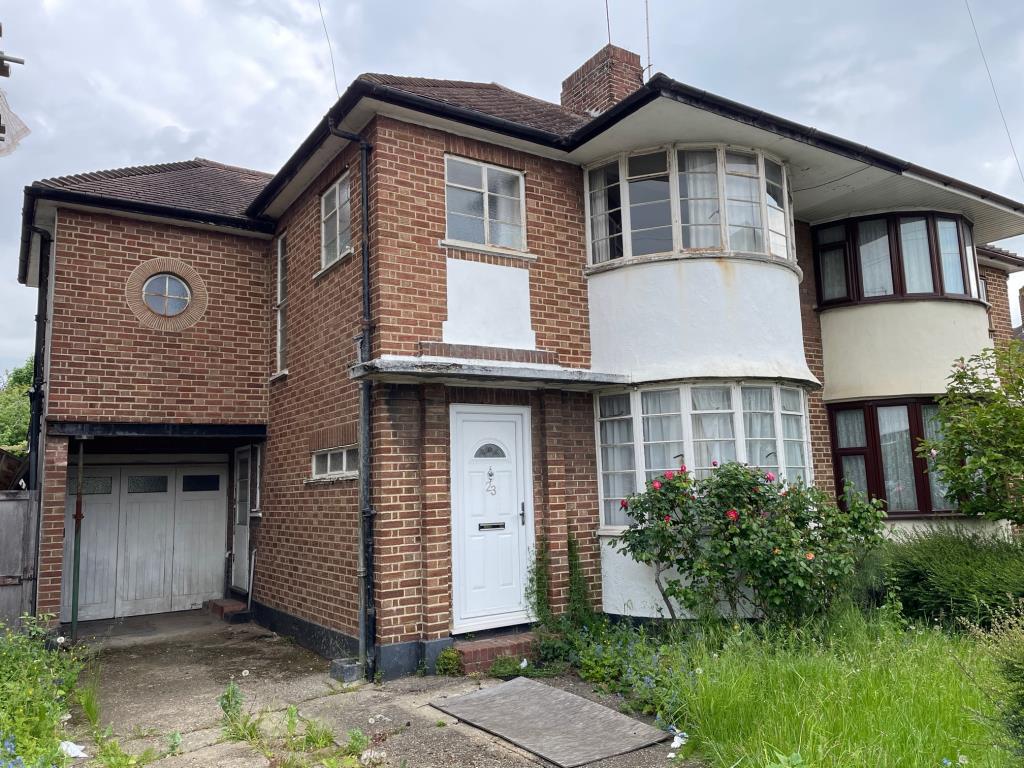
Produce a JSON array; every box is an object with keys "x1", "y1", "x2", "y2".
[
  {"x1": 712, "y1": 460, "x2": 719, "y2": 467},
  {"x1": 679, "y1": 464, "x2": 687, "y2": 473},
  {"x1": 664, "y1": 471, "x2": 675, "y2": 481},
  {"x1": 652, "y1": 480, "x2": 662, "y2": 490},
  {"x1": 663, "y1": 515, "x2": 671, "y2": 524},
  {"x1": 726, "y1": 509, "x2": 739, "y2": 522},
  {"x1": 764, "y1": 471, "x2": 776, "y2": 482},
  {"x1": 620, "y1": 499, "x2": 628, "y2": 509}
]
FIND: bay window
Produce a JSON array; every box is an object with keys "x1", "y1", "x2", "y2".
[
  {"x1": 586, "y1": 145, "x2": 793, "y2": 265},
  {"x1": 597, "y1": 382, "x2": 812, "y2": 527},
  {"x1": 829, "y1": 399, "x2": 951, "y2": 516},
  {"x1": 813, "y1": 213, "x2": 980, "y2": 306}
]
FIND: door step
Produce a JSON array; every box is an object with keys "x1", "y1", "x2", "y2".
[
  {"x1": 454, "y1": 631, "x2": 535, "y2": 674},
  {"x1": 207, "y1": 598, "x2": 250, "y2": 624}
]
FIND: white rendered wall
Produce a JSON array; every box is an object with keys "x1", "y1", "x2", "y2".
[
  {"x1": 588, "y1": 257, "x2": 816, "y2": 383},
  {"x1": 443, "y1": 258, "x2": 536, "y2": 350},
  {"x1": 820, "y1": 301, "x2": 990, "y2": 402},
  {"x1": 600, "y1": 540, "x2": 679, "y2": 618}
]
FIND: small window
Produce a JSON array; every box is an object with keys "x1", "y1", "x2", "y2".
[
  {"x1": 183, "y1": 474, "x2": 220, "y2": 492},
  {"x1": 764, "y1": 159, "x2": 788, "y2": 259},
  {"x1": 445, "y1": 157, "x2": 524, "y2": 250},
  {"x1": 937, "y1": 218, "x2": 965, "y2": 294},
  {"x1": 142, "y1": 274, "x2": 191, "y2": 317},
  {"x1": 66, "y1": 476, "x2": 113, "y2": 496},
  {"x1": 473, "y1": 443, "x2": 506, "y2": 459},
  {"x1": 321, "y1": 174, "x2": 352, "y2": 269},
  {"x1": 816, "y1": 225, "x2": 849, "y2": 302},
  {"x1": 588, "y1": 161, "x2": 624, "y2": 262},
  {"x1": 598, "y1": 393, "x2": 635, "y2": 526},
  {"x1": 127, "y1": 475, "x2": 169, "y2": 494},
  {"x1": 276, "y1": 235, "x2": 288, "y2": 372},
  {"x1": 724, "y1": 151, "x2": 763, "y2": 253},
  {"x1": 627, "y1": 151, "x2": 672, "y2": 256},
  {"x1": 899, "y1": 217, "x2": 934, "y2": 294},
  {"x1": 312, "y1": 445, "x2": 359, "y2": 479},
  {"x1": 677, "y1": 150, "x2": 720, "y2": 249}
]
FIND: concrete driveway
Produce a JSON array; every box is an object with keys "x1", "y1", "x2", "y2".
[{"x1": 74, "y1": 613, "x2": 677, "y2": 767}]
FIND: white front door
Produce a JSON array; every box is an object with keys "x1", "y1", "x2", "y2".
[
  {"x1": 451, "y1": 405, "x2": 533, "y2": 633},
  {"x1": 232, "y1": 447, "x2": 252, "y2": 591}
]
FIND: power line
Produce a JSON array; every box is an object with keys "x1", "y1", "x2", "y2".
[
  {"x1": 317, "y1": 0, "x2": 341, "y2": 98},
  {"x1": 964, "y1": 0, "x2": 1024, "y2": 189}
]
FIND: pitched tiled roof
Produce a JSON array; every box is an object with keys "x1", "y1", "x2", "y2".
[
  {"x1": 358, "y1": 73, "x2": 589, "y2": 136},
  {"x1": 33, "y1": 158, "x2": 272, "y2": 220}
]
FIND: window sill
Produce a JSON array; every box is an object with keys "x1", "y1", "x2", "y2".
[
  {"x1": 303, "y1": 473, "x2": 358, "y2": 486},
  {"x1": 269, "y1": 370, "x2": 289, "y2": 383},
  {"x1": 313, "y1": 247, "x2": 354, "y2": 280},
  {"x1": 584, "y1": 250, "x2": 802, "y2": 279},
  {"x1": 439, "y1": 239, "x2": 538, "y2": 263},
  {"x1": 816, "y1": 295, "x2": 990, "y2": 312},
  {"x1": 597, "y1": 526, "x2": 628, "y2": 537}
]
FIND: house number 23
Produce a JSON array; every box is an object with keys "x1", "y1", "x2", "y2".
[{"x1": 484, "y1": 467, "x2": 497, "y2": 496}]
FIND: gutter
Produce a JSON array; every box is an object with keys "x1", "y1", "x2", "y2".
[{"x1": 327, "y1": 118, "x2": 378, "y2": 682}]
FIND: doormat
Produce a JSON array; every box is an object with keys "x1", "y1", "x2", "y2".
[{"x1": 432, "y1": 677, "x2": 667, "y2": 767}]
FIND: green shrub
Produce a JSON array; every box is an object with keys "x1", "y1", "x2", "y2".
[
  {"x1": 885, "y1": 526, "x2": 1024, "y2": 626},
  {"x1": 0, "y1": 615, "x2": 82, "y2": 768},
  {"x1": 434, "y1": 646, "x2": 463, "y2": 676},
  {"x1": 525, "y1": 535, "x2": 553, "y2": 626},
  {"x1": 969, "y1": 602, "x2": 1024, "y2": 756},
  {"x1": 614, "y1": 462, "x2": 885, "y2": 623}
]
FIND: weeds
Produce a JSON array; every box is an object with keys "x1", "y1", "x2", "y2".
[{"x1": 434, "y1": 647, "x2": 462, "y2": 676}]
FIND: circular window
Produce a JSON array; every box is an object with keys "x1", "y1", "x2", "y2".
[{"x1": 142, "y1": 274, "x2": 191, "y2": 317}]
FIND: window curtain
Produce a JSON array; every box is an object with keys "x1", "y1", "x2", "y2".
[
  {"x1": 678, "y1": 150, "x2": 721, "y2": 249},
  {"x1": 858, "y1": 219, "x2": 893, "y2": 297},
  {"x1": 820, "y1": 247, "x2": 848, "y2": 300},
  {"x1": 642, "y1": 390, "x2": 684, "y2": 479},
  {"x1": 599, "y1": 394, "x2": 635, "y2": 525},
  {"x1": 899, "y1": 217, "x2": 934, "y2": 293},
  {"x1": 937, "y1": 219, "x2": 965, "y2": 294},
  {"x1": 877, "y1": 405, "x2": 918, "y2": 512},
  {"x1": 742, "y1": 387, "x2": 777, "y2": 474},
  {"x1": 922, "y1": 404, "x2": 952, "y2": 510},
  {"x1": 692, "y1": 387, "x2": 736, "y2": 474}
]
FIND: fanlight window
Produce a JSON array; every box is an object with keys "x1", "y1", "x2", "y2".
[{"x1": 474, "y1": 443, "x2": 506, "y2": 459}]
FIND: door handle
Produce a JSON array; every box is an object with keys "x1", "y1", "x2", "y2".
[{"x1": 520, "y1": 502, "x2": 526, "y2": 525}]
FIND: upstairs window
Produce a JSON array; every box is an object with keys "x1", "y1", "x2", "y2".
[
  {"x1": 321, "y1": 174, "x2": 352, "y2": 269},
  {"x1": 813, "y1": 213, "x2": 980, "y2": 306},
  {"x1": 275, "y1": 235, "x2": 288, "y2": 373},
  {"x1": 445, "y1": 156, "x2": 525, "y2": 250},
  {"x1": 586, "y1": 145, "x2": 793, "y2": 265}
]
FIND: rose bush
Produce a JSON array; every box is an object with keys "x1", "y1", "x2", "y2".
[{"x1": 613, "y1": 462, "x2": 885, "y2": 623}]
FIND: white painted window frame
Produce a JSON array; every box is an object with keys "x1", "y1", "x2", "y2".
[
  {"x1": 311, "y1": 444, "x2": 359, "y2": 480},
  {"x1": 583, "y1": 144, "x2": 795, "y2": 267},
  {"x1": 594, "y1": 381, "x2": 813, "y2": 532},
  {"x1": 275, "y1": 234, "x2": 288, "y2": 375},
  {"x1": 320, "y1": 173, "x2": 353, "y2": 270},
  {"x1": 444, "y1": 154, "x2": 528, "y2": 252}
]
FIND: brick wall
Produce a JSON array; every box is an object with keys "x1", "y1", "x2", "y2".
[
  {"x1": 980, "y1": 264, "x2": 1014, "y2": 344},
  {"x1": 560, "y1": 44, "x2": 644, "y2": 116},
  {"x1": 371, "y1": 117, "x2": 591, "y2": 368},
  {"x1": 36, "y1": 434, "x2": 68, "y2": 618},
  {"x1": 794, "y1": 221, "x2": 836, "y2": 497},
  {"x1": 47, "y1": 209, "x2": 269, "y2": 424},
  {"x1": 253, "y1": 137, "x2": 366, "y2": 639}
]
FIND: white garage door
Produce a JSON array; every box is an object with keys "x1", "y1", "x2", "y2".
[{"x1": 61, "y1": 464, "x2": 228, "y2": 622}]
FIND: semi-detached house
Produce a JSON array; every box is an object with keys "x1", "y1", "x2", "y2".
[{"x1": 16, "y1": 45, "x2": 1024, "y2": 678}]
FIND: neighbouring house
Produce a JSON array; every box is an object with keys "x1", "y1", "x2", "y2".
[{"x1": 15, "y1": 45, "x2": 1024, "y2": 678}]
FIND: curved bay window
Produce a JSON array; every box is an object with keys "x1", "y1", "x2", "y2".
[
  {"x1": 829, "y1": 399, "x2": 950, "y2": 517},
  {"x1": 586, "y1": 145, "x2": 794, "y2": 266},
  {"x1": 813, "y1": 212, "x2": 980, "y2": 306}
]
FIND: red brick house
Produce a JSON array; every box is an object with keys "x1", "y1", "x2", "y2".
[{"x1": 16, "y1": 45, "x2": 1024, "y2": 678}]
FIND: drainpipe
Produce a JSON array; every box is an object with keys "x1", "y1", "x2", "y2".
[
  {"x1": 26, "y1": 225, "x2": 51, "y2": 616},
  {"x1": 328, "y1": 118, "x2": 377, "y2": 680},
  {"x1": 70, "y1": 440, "x2": 84, "y2": 641}
]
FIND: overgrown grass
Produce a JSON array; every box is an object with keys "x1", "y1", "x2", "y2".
[
  {"x1": 0, "y1": 616, "x2": 82, "y2": 768},
  {"x1": 884, "y1": 526, "x2": 1024, "y2": 626},
  {"x1": 577, "y1": 607, "x2": 1013, "y2": 768}
]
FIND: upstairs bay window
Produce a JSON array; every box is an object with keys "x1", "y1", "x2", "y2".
[
  {"x1": 597, "y1": 382, "x2": 811, "y2": 527},
  {"x1": 587, "y1": 145, "x2": 793, "y2": 266},
  {"x1": 813, "y1": 213, "x2": 980, "y2": 306}
]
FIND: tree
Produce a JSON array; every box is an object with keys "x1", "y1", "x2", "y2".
[
  {"x1": 920, "y1": 340, "x2": 1024, "y2": 524},
  {"x1": 0, "y1": 356, "x2": 33, "y2": 456}
]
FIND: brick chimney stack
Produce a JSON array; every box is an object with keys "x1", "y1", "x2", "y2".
[{"x1": 560, "y1": 45, "x2": 644, "y2": 116}]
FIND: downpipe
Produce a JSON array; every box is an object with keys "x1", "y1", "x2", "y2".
[{"x1": 329, "y1": 118, "x2": 377, "y2": 680}]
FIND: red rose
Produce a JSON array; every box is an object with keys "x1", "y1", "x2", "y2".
[
  {"x1": 652, "y1": 480, "x2": 662, "y2": 490},
  {"x1": 726, "y1": 509, "x2": 739, "y2": 522},
  {"x1": 663, "y1": 515, "x2": 671, "y2": 524},
  {"x1": 679, "y1": 463, "x2": 687, "y2": 473},
  {"x1": 712, "y1": 460, "x2": 719, "y2": 467},
  {"x1": 664, "y1": 471, "x2": 675, "y2": 481},
  {"x1": 620, "y1": 499, "x2": 628, "y2": 509}
]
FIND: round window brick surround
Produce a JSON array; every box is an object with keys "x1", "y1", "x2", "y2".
[{"x1": 125, "y1": 258, "x2": 208, "y2": 331}]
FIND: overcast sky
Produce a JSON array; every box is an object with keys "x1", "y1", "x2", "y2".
[{"x1": 2, "y1": 0, "x2": 1024, "y2": 373}]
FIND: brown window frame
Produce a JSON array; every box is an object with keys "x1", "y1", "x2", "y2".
[
  {"x1": 828, "y1": 398, "x2": 951, "y2": 518},
  {"x1": 813, "y1": 212, "x2": 979, "y2": 308}
]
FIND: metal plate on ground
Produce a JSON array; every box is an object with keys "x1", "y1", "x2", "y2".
[{"x1": 432, "y1": 677, "x2": 668, "y2": 767}]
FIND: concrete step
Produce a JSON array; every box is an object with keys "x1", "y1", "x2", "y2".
[
  {"x1": 454, "y1": 631, "x2": 535, "y2": 675},
  {"x1": 207, "y1": 598, "x2": 249, "y2": 621}
]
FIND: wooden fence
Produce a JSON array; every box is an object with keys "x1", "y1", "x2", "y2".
[{"x1": 0, "y1": 490, "x2": 38, "y2": 626}]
